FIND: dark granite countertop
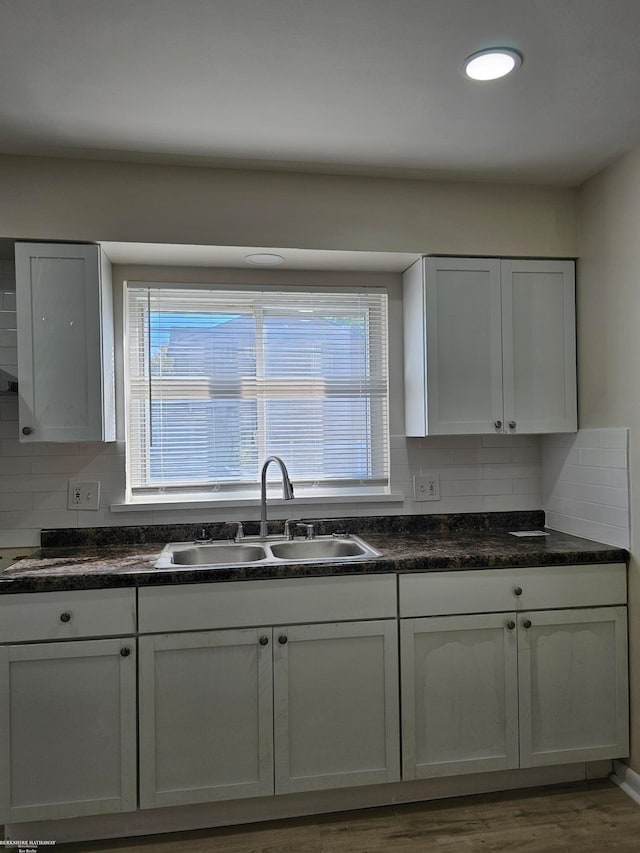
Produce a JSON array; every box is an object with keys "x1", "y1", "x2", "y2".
[{"x1": 0, "y1": 512, "x2": 628, "y2": 594}]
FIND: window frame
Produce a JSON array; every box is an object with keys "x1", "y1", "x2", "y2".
[{"x1": 123, "y1": 281, "x2": 391, "y2": 505}]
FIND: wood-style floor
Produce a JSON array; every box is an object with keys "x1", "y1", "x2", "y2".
[{"x1": 69, "y1": 781, "x2": 640, "y2": 853}]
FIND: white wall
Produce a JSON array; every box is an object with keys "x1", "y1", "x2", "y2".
[
  {"x1": 0, "y1": 154, "x2": 578, "y2": 257},
  {"x1": 578, "y1": 143, "x2": 640, "y2": 770}
]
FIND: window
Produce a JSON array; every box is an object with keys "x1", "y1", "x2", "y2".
[{"x1": 124, "y1": 284, "x2": 389, "y2": 502}]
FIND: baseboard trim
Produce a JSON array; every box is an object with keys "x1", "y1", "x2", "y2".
[
  {"x1": 610, "y1": 759, "x2": 640, "y2": 806},
  {"x1": 4, "y1": 764, "x2": 587, "y2": 844}
]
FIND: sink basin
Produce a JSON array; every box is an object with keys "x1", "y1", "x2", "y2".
[
  {"x1": 270, "y1": 539, "x2": 368, "y2": 560},
  {"x1": 155, "y1": 534, "x2": 380, "y2": 570},
  {"x1": 166, "y1": 543, "x2": 268, "y2": 566}
]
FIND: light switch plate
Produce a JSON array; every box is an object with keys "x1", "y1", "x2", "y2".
[{"x1": 414, "y1": 473, "x2": 440, "y2": 501}]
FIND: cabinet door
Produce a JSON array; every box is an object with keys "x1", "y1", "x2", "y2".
[
  {"x1": 15, "y1": 242, "x2": 115, "y2": 442},
  {"x1": 401, "y1": 613, "x2": 519, "y2": 779},
  {"x1": 274, "y1": 620, "x2": 400, "y2": 794},
  {"x1": 501, "y1": 259, "x2": 576, "y2": 433},
  {"x1": 139, "y1": 628, "x2": 274, "y2": 808},
  {"x1": 518, "y1": 607, "x2": 629, "y2": 767},
  {"x1": 404, "y1": 257, "x2": 503, "y2": 435},
  {"x1": 0, "y1": 638, "x2": 136, "y2": 823}
]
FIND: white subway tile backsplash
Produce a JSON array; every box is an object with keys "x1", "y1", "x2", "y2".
[
  {"x1": 442, "y1": 465, "x2": 484, "y2": 481},
  {"x1": 424, "y1": 496, "x2": 484, "y2": 514},
  {"x1": 512, "y1": 477, "x2": 542, "y2": 495},
  {"x1": 0, "y1": 456, "x2": 30, "y2": 477},
  {"x1": 544, "y1": 510, "x2": 583, "y2": 537},
  {"x1": 480, "y1": 433, "x2": 540, "y2": 447},
  {"x1": 29, "y1": 456, "x2": 97, "y2": 476},
  {"x1": 0, "y1": 411, "x2": 546, "y2": 539},
  {"x1": 451, "y1": 447, "x2": 513, "y2": 465},
  {"x1": 510, "y1": 447, "x2": 541, "y2": 463},
  {"x1": 551, "y1": 480, "x2": 628, "y2": 508},
  {"x1": 416, "y1": 435, "x2": 482, "y2": 449},
  {"x1": 580, "y1": 521, "x2": 629, "y2": 549},
  {"x1": 412, "y1": 448, "x2": 453, "y2": 467},
  {"x1": 0, "y1": 493, "x2": 31, "y2": 511},
  {"x1": 579, "y1": 447, "x2": 627, "y2": 469},
  {"x1": 31, "y1": 491, "x2": 72, "y2": 511},
  {"x1": 450, "y1": 478, "x2": 512, "y2": 497},
  {"x1": 551, "y1": 463, "x2": 628, "y2": 489},
  {"x1": 483, "y1": 494, "x2": 541, "y2": 512},
  {"x1": 541, "y1": 428, "x2": 629, "y2": 548},
  {"x1": 0, "y1": 509, "x2": 78, "y2": 529},
  {"x1": 482, "y1": 463, "x2": 541, "y2": 480}
]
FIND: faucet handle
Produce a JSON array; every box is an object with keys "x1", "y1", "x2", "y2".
[
  {"x1": 296, "y1": 522, "x2": 316, "y2": 540},
  {"x1": 283, "y1": 519, "x2": 299, "y2": 540}
]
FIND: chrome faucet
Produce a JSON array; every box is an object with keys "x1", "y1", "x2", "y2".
[{"x1": 260, "y1": 456, "x2": 294, "y2": 538}]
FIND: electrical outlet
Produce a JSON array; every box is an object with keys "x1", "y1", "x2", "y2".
[
  {"x1": 67, "y1": 480, "x2": 101, "y2": 510},
  {"x1": 414, "y1": 473, "x2": 440, "y2": 501}
]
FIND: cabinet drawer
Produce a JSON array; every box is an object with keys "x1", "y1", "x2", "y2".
[
  {"x1": 138, "y1": 574, "x2": 396, "y2": 634},
  {"x1": 0, "y1": 588, "x2": 136, "y2": 643},
  {"x1": 398, "y1": 563, "x2": 627, "y2": 617}
]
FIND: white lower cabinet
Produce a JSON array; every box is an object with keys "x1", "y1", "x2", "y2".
[
  {"x1": 0, "y1": 638, "x2": 137, "y2": 823},
  {"x1": 518, "y1": 606, "x2": 629, "y2": 767},
  {"x1": 273, "y1": 620, "x2": 400, "y2": 794},
  {"x1": 139, "y1": 619, "x2": 400, "y2": 808},
  {"x1": 401, "y1": 613, "x2": 520, "y2": 779},
  {"x1": 401, "y1": 588, "x2": 629, "y2": 781},
  {"x1": 138, "y1": 627, "x2": 275, "y2": 808},
  {"x1": 0, "y1": 566, "x2": 629, "y2": 832}
]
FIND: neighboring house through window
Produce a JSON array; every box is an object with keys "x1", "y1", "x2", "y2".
[{"x1": 124, "y1": 284, "x2": 389, "y2": 502}]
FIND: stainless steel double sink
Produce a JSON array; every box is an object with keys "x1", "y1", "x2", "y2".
[{"x1": 155, "y1": 534, "x2": 380, "y2": 570}]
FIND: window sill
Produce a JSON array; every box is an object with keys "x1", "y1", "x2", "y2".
[{"x1": 110, "y1": 491, "x2": 406, "y2": 513}]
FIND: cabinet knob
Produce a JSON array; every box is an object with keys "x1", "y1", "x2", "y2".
[
  {"x1": 278, "y1": 634, "x2": 288, "y2": 645},
  {"x1": 514, "y1": 586, "x2": 523, "y2": 596},
  {"x1": 494, "y1": 420, "x2": 502, "y2": 429},
  {"x1": 507, "y1": 620, "x2": 516, "y2": 630},
  {"x1": 509, "y1": 420, "x2": 517, "y2": 429},
  {"x1": 60, "y1": 611, "x2": 71, "y2": 623},
  {"x1": 120, "y1": 647, "x2": 131, "y2": 657},
  {"x1": 259, "y1": 636, "x2": 269, "y2": 646},
  {"x1": 523, "y1": 619, "x2": 532, "y2": 629},
  {"x1": 22, "y1": 426, "x2": 33, "y2": 436}
]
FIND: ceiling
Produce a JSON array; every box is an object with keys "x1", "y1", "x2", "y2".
[{"x1": 2, "y1": 0, "x2": 640, "y2": 186}]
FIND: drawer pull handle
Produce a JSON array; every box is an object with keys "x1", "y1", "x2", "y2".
[
  {"x1": 507, "y1": 620, "x2": 516, "y2": 630},
  {"x1": 60, "y1": 612, "x2": 71, "y2": 623},
  {"x1": 259, "y1": 636, "x2": 269, "y2": 646},
  {"x1": 514, "y1": 586, "x2": 523, "y2": 596},
  {"x1": 278, "y1": 635, "x2": 288, "y2": 645},
  {"x1": 120, "y1": 647, "x2": 131, "y2": 657},
  {"x1": 523, "y1": 619, "x2": 532, "y2": 629}
]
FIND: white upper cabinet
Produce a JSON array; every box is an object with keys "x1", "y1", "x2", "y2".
[
  {"x1": 403, "y1": 257, "x2": 577, "y2": 435},
  {"x1": 14, "y1": 242, "x2": 115, "y2": 442}
]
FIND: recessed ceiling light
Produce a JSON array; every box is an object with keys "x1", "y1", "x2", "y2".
[
  {"x1": 244, "y1": 252, "x2": 285, "y2": 266},
  {"x1": 462, "y1": 48, "x2": 523, "y2": 81}
]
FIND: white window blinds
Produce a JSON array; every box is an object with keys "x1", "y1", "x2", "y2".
[{"x1": 125, "y1": 285, "x2": 389, "y2": 500}]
